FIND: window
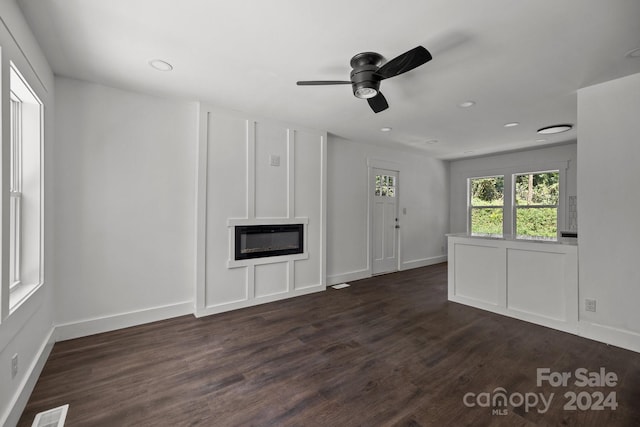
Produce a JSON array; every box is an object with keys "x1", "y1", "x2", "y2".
[
  {"x1": 469, "y1": 176, "x2": 504, "y2": 236},
  {"x1": 8, "y1": 62, "x2": 44, "y2": 310},
  {"x1": 375, "y1": 174, "x2": 396, "y2": 197},
  {"x1": 513, "y1": 171, "x2": 559, "y2": 240}
]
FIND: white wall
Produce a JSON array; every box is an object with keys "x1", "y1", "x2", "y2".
[
  {"x1": 448, "y1": 143, "x2": 578, "y2": 234},
  {"x1": 53, "y1": 77, "x2": 197, "y2": 339},
  {"x1": 196, "y1": 107, "x2": 326, "y2": 316},
  {"x1": 0, "y1": 1, "x2": 55, "y2": 426},
  {"x1": 326, "y1": 136, "x2": 449, "y2": 285},
  {"x1": 577, "y1": 72, "x2": 640, "y2": 352}
]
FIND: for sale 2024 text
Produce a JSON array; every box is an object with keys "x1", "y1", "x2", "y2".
[{"x1": 537, "y1": 367, "x2": 618, "y2": 411}]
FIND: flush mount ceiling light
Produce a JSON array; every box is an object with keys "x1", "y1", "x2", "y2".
[
  {"x1": 458, "y1": 101, "x2": 476, "y2": 108},
  {"x1": 537, "y1": 124, "x2": 573, "y2": 134},
  {"x1": 149, "y1": 59, "x2": 173, "y2": 71},
  {"x1": 625, "y1": 48, "x2": 640, "y2": 58},
  {"x1": 380, "y1": 127, "x2": 392, "y2": 132},
  {"x1": 504, "y1": 122, "x2": 520, "y2": 128}
]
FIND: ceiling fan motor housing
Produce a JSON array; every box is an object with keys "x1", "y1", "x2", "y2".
[{"x1": 350, "y1": 52, "x2": 383, "y2": 99}]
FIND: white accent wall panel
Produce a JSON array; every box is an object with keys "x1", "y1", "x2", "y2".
[
  {"x1": 255, "y1": 121, "x2": 288, "y2": 219},
  {"x1": 293, "y1": 130, "x2": 324, "y2": 290},
  {"x1": 255, "y1": 262, "x2": 288, "y2": 298},
  {"x1": 196, "y1": 106, "x2": 326, "y2": 316},
  {"x1": 204, "y1": 113, "x2": 249, "y2": 307}
]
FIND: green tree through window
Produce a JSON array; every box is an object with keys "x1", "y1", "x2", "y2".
[
  {"x1": 514, "y1": 171, "x2": 559, "y2": 240},
  {"x1": 469, "y1": 176, "x2": 504, "y2": 236}
]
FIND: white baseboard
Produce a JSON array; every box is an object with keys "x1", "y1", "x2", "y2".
[
  {"x1": 578, "y1": 320, "x2": 640, "y2": 353},
  {"x1": 327, "y1": 268, "x2": 370, "y2": 286},
  {"x1": 55, "y1": 301, "x2": 194, "y2": 342},
  {"x1": 2, "y1": 327, "x2": 55, "y2": 427},
  {"x1": 401, "y1": 255, "x2": 447, "y2": 270},
  {"x1": 195, "y1": 285, "x2": 325, "y2": 318},
  {"x1": 327, "y1": 258, "x2": 447, "y2": 286}
]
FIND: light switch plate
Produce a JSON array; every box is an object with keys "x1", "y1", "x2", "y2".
[{"x1": 269, "y1": 154, "x2": 280, "y2": 166}]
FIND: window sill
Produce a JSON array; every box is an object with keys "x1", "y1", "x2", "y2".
[{"x1": 10, "y1": 282, "x2": 43, "y2": 315}]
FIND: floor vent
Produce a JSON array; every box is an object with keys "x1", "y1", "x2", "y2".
[
  {"x1": 32, "y1": 404, "x2": 69, "y2": 427},
  {"x1": 332, "y1": 283, "x2": 350, "y2": 289}
]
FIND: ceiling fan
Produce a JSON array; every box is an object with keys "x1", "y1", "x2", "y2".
[{"x1": 297, "y1": 46, "x2": 432, "y2": 113}]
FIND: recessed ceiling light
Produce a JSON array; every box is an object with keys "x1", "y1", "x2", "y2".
[
  {"x1": 536, "y1": 139, "x2": 547, "y2": 143},
  {"x1": 458, "y1": 101, "x2": 476, "y2": 108},
  {"x1": 464, "y1": 150, "x2": 475, "y2": 154},
  {"x1": 380, "y1": 127, "x2": 392, "y2": 132},
  {"x1": 426, "y1": 139, "x2": 439, "y2": 144},
  {"x1": 149, "y1": 59, "x2": 173, "y2": 71},
  {"x1": 537, "y1": 124, "x2": 573, "y2": 134},
  {"x1": 625, "y1": 48, "x2": 640, "y2": 58},
  {"x1": 504, "y1": 122, "x2": 520, "y2": 128}
]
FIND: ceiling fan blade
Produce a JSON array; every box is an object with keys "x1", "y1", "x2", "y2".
[
  {"x1": 375, "y1": 46, "x2": 432, "y2": 80},
  {"x1": 367, "y1": 92, "x2": 389, "y2": 113},
  {"x1": 296, "y1": 80, "x2": 352, "y2": 85}
]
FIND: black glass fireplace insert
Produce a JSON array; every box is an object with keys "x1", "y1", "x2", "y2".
[{"x1": 235, "y1": 224, "x2": 304, "y2": 260}]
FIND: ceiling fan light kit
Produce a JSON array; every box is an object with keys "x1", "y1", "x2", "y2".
[{"x1": 297, "y1": 45, "x2": 432, "y2": 113}]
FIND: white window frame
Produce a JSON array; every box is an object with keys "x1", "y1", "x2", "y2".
[
  {"x1": 5, "y1": 61, "x2": 45, "y2": 313},
  {"x1": 511, "y1": 169, "x2": 560, "y2": 241},
  {"x1": 467, "y1": 175, "x2": 505, "y2": 237}
]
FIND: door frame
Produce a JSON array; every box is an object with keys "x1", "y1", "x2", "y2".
[{"x1": 367, "y1": 158, "x2": 402, "y2": 276}]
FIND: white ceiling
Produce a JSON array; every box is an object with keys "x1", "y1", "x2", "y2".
[{"x1": 17, "y1": 0, "x2": 640, "y2": 159}]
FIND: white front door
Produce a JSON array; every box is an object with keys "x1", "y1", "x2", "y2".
[{"x1": 372, "y1": 168, "x2": 399, "y2": 275}]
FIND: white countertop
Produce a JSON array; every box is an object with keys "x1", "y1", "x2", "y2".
[{"x1": 446, "y1": 232, "x2": 578, "y2": 246}]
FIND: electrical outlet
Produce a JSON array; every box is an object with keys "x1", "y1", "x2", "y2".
[
  {"x1": 11, "y1": 354, "x2": 18, "y2": 379},
  {"x1": 585, "y1": 299, "x2": 597, "y2": 312}
]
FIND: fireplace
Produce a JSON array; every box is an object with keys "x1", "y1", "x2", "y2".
[{"x1": 235, "y1": 224, "x2": 304, "y2": 260}]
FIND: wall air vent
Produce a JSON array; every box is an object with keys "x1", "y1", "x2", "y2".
[{"x1": 32, "y1": 404, "x2": 69, "y2": 427}]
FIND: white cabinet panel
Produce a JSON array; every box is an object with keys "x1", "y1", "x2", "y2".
[
  {"x1": 507, "y1": 249, "x2": 566, "y2": 321},
  {"x1": 453, "y1": 243, "x2": 502, "y2": 306}
]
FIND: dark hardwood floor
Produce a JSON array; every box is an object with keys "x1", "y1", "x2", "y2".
[{"x1": 18, "y1": 263, "x2": 640, "y2": 426}]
